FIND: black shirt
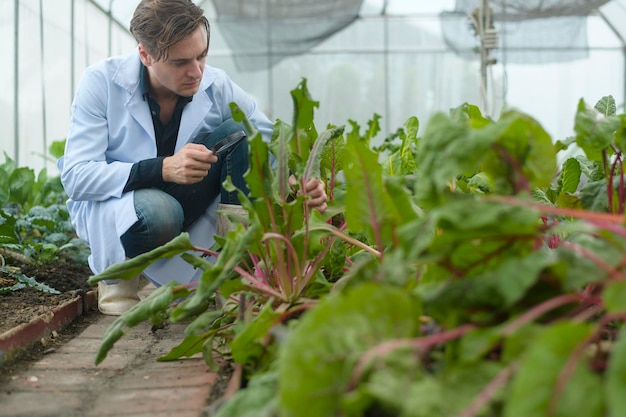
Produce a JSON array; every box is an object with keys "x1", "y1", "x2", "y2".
[{"x1": 123, "y1": 65, "x2": 193, "y2": 192}]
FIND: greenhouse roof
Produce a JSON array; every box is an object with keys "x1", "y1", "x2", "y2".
[{"x1": 4, "y1": 0, "x2": 626, "y2": 172}]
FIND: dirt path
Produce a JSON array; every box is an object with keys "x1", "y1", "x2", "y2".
[{"x1": 0, "y1": 289, "x2": 232, "y2": 417}]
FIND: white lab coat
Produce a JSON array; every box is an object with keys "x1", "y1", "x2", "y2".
[{"x1": 57, "y1": 50, "x2": 274, "y2": 286}]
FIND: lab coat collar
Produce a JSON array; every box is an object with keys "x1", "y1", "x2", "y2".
[{"x1": 110, "y1": 50, "x2": 216, "y2": 146}]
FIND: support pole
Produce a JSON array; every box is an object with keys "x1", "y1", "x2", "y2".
[{"x1": 14, "y1": 0, "x2": 19, "y2": 163}]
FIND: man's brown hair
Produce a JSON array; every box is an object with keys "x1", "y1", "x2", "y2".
[{"x1": 130, "y1": 0, "x2": 210, "y2": 62}]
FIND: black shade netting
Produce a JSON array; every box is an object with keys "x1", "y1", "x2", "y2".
[
  {"x1": 213, "y1": 0, "x2": 364, "y2": 71},
  {"x1": 440, "y1": 0, "x2": 612, "y2": 64}
]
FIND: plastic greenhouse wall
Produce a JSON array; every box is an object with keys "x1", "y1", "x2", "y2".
[
  {"x1": 1, "y1": 0, "x2": 136, "y2": 174},
  {"x1": 2, "y1": 0, "x2": 626, "y2": 174}
]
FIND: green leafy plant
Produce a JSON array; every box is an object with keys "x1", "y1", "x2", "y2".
[
  {"x1": 0, "y1": 266, "x2": 60, "y2": 294},
  {"x1": 0, "y1": 143, "x2": 90, "y2": 293},
  {"x1": 90, "y1": 84, "x2": 626, "y2": 417}
]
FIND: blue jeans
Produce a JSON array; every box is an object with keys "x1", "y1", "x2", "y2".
[{"x1": 120, "y1": 119, "x2": 249, "y2": 258}]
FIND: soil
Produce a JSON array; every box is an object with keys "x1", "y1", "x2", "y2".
[{"x1": 0, "y1": 261, "x2": 93, "y2": 335}]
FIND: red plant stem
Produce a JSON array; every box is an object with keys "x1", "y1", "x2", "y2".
[
  {"x1": 329, "y1": 143, "x2": 337, "y2": 200},
  {"x1": 262, "y1": 303, "x2": 316, "y2": 346},
  {"x1": 295, "y1": 240, "x2": 334, "y2": 295},
  {"x1": 571, "y1": 304, "x2": 602, "y2": 323},
  {"x1": 352, "y1": 149, "x2": 385, "y2": 256},
  {"x1": 223, "y1": 362, "x2": 243, "y2": 400},
  {"x1": 348, "y1": 324, "x2": 476, "y2": 390},
  {"x1": 191, "y1": 246, "x2": 220, "y2": 259},
  {"x1": 262, "y1": 232, "x2": 300, "y2": 297},
  {"x1": 310, "y1": 225, "x2": 382, "y2": 259},
  {"x1": 501, "y1": 294, "x2": 581, "y2": 336},
  {"x1": 300, "y1": 177, "x2": 312, "y2": 269},
  {"x1": 263, "y1": 197, "x2": 292, "y2": 296},
  {"x1": 560, "y1": 241, "x2": 625, "y2": 281},
  {"x1": 456, "y1": 363, "x2": 517, "y2": 417},
  {"x1": 547, "y1": 334, "x2": 590, "y2": 417},
  {"x1": 618, "y1": 154, "x2": 626, "y2": 214},
  {"x1": 606, "y1": 150, "x2": 614, "y2": 214},
  {"x1": 172, "y1": 282, "x2": 199, "y2": 290},
  {"x1": 263, "y1": 232, "x2": 302, "y2": 277},
  {"x1": 548, "y1": 312, "x2": 626, "y2": 417},
  {"x1": 231, "y1": 261, "x2": 286, "y2": 300},
  {"x1": 486, "y1": 196, "x2": 625, "y2": 224},
  {"x1": 492, "y1": 144, "x2": 529, "y2": 194},
  {"x1": 607, "y1": 150, "x2": 626, "y2": 214},
  {"x1": 248, "y1": 255, "x2": 269, "y2": 286},
  {"x1": 242, "y1": 276, "x2": 286, "y2": 300}
]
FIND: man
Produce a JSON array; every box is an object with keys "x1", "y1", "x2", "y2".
[{"x1": 58, "y1": 0, "x2": 327, "y2": 315}]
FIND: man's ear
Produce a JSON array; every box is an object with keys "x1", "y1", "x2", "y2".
[{"x1": 138, "y1": 44, "x2": 152, "y2": 66}]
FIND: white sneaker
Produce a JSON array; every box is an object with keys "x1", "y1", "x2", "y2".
[{"x1": 97, "y1": 277, "x2": 141, "y2": 316}]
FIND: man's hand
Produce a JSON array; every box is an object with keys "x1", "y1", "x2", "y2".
[
  {"x1": 162, "y1": 143, "x2": 218, "y2": 184},
  {"x1": 289, "y1": 175, "x2": 328, "y2": 213}
]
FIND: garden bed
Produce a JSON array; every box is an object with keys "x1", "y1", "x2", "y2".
[{"x1": 0, "y1": 260, "x2": 94, "y2": 364}]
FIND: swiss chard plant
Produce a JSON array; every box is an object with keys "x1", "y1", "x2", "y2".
[{"x1": 90, "y1": 84, "x2": 626, "y2": 417}]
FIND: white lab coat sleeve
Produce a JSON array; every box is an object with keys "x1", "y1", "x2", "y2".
[{"x1": 60, "y1": 68, "x2": 135, "y2": 201}]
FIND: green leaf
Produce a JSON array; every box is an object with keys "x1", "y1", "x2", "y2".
[
  {"x1": 87, "y1": 233, "x2": 197, "y2": 285},
  {"x1": 244, "y1": 128, "x2": 275, "y2": 202},
  {"x1": 231, "y1": 302, "x2": 282, "y2": 366},
  {"x1": 302, "y1": 126, "x2": 344, "y2": 183},
  {"x1": 575, "y1": 98, "x2": 620, "y2": 161},
  {"x1": 415, "y1": 112, "x2": 489, "y2": 207},
  {"x1": 606, "y1": 327, "x2": 626, "y2": 416},
  {"x1": 230, "y1": 102, "x2": 259, "y2": 138},
  {"x1": 270, "y1": 119, "x2": 293, "y2": 203},
  {"x1": 184, "y1": 309, "x2": 223, "y2": 336},
  {"x1": 48, "y1": 139, "x2": 66, "y2": 159},
  {"x1": 290, "y1": 78, "x2": 319, "y2": 163},
  {"x1": 481, "y1": 110, "x2": 556, "y2": 195},
  {"x1": 459, "y1": 326, "x2": 502, "y2": 363},
  {"x1": 595, "y1": 95, "x2": 617, "y2": 117},
  {"x1": 157, "y1": 333, "x2": 210, "y2": 361},
  {"x1": 9, "y1": 167, "x2": 35, "y2": 207},
  {"x1": 0, "y1": 211, "x2": 19, "y2": 244},
  {"x1": 0, "y1": 269, "x2": 60, "y2": 294},
  {"x1": 423, "y1": 251, "x2": 553, "y2": 323},
  {"x1": 95, "y1": 282, "x2": 186, "y2": 365},
  {"x1": 438, "y1": 362, "x2": 505, "y2": 416},
  {"x1": 559, "y1": 158, "x2": 582, "y2": 195},
  {"x1": 504, "y1": 321, "x2": 600, "y2": 417},
  {"x1": 580, "y1": 179, "x2": 609, "y2": 212},
  {"x1": 343, "y1": 138, "x2": 397, "y2": 249},
  {"x1": 214, "y1": 372, "x2": 279, "y2": 417},
  {"x1": 603, "y1": 281, "x2": 626, "y2": 313},
  {"x1": 451, "y1": 102, "x2": 491, "y2": 128},
  {"x1": 277, "y1": 283, "x2": 420, "y2": 417},
  {"x1": 170, "y1": 224, "x2": 257, "y2": 320}
]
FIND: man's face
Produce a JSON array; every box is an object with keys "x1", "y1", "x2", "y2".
[{"x1": 139, "y1": 26, "x2": 208, "y2": 98}]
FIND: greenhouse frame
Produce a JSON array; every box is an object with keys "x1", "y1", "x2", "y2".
[{"x1": 3, "y1": 0, "x2": 626, "y2": 173}]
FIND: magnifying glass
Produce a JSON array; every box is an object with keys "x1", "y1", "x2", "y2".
[{"x1": 211, "y1": 130, "x2": 247, "y2": 156}]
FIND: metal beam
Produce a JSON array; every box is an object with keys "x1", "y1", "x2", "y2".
[{"x1": 14, "y1": 0, "x2": 19, "y2": 163}]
